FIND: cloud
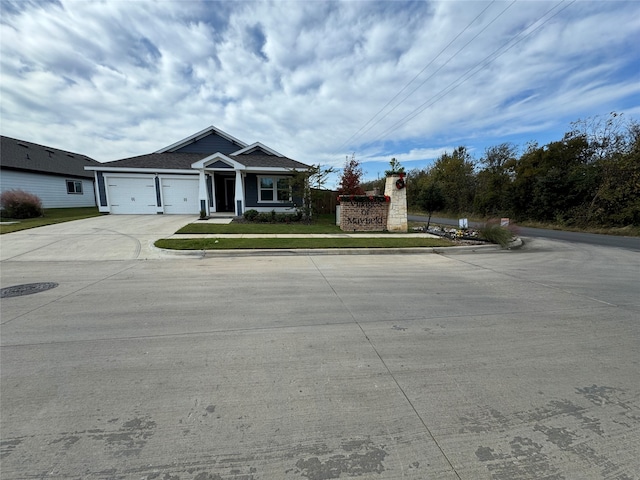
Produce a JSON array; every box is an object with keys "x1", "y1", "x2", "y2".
[{"x1": 0, "y1": 0, "x2": 638, "y2": 178}]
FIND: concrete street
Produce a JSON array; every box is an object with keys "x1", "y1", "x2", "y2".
[{"x1": 1, "y1": 216, "x2": 639, "y2": 479}]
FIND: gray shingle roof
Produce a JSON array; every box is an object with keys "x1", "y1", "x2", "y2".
[
  {"x1": 1, "y1": 136, "x2": 99, "y2": 178},
  {"x1": 99, "y1": 152, "x2": 309, "y2": 170},
  {"x1": 230, "y1": 153, "x2": 309, "y2": 169},
  {"x1": 98, "y1": 153, "x2": 206, "y2": 169}
]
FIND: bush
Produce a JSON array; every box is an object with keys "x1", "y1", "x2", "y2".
[
  {"x1": 245, "y1": 210, "x2": 303, "y2": 223},
  {"x1": 0, "y1": 189, "x2": 44, "y2": 219},
  {"x1": 243, "y1": 209, "x2": 259, "y2": 221},
  {"x1": 480, "y1": 220, "x2": 514, "y2": 247}
]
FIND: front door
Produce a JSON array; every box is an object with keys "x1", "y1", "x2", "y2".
[{"x1": 214, "y1": 174, "x2": 235, "y2": 212}]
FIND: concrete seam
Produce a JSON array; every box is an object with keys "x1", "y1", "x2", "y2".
[{"x1": 308, "y1": 256, "x2": 463, "y2": 479}]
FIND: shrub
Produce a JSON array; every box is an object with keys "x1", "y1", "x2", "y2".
[
  {"x1": 243, "y1": 209, "x2": 259, "y2": 221},
  {"x1": 0, "y1": 189, "x2": 44, "y2": 219},
  {"x1": 479, "y1": 220, "x2": 514, "y2": 247},
  {"x1": 246, "y1": 210, "x2": 303, "y2": 223},
  {"x1": 255, "y1": 212, "x2": 273, "y2": 223}
]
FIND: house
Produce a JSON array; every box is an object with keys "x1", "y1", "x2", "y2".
[
  {"x1": 0, "y1": 136, "x2": 100, "y2": 208},
  {"x1": 85, "y1": 126, "x2": 310, "y2": 215}
]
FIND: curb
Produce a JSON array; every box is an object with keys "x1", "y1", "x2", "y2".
[{"x1": 151, "y1": 237, "x2": 523, "y2": 258}]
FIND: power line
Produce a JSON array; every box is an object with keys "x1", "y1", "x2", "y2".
[
  {"x1": 375, "y1": 1, "x2": 576, "y2": 142},
  {"x1": 342, "y1": 0, "x2": 518, "y2": 150},
  {"x1": 335, "y1": 1, "x2": 499, "y2": 153}
]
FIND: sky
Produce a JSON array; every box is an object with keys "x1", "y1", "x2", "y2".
[{"x1": 1, "y1": 0, "x2": 639, "y2": 186}]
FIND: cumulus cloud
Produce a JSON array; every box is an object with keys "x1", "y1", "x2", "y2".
[{"x1": 1, "y1": 0, "x2": 638, "y2": 185}]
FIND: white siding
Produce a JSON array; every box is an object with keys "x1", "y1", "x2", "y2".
[{"x1": 0, "y1": 169, "x2": 96, "y2": 208}]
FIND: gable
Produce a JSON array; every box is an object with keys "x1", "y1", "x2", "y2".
[
  {"x1": 174, "y1": 132, "x2": 244, "y2": 155},
  {"x1": 240, "y1": 147, "x2": 273, "y2": 156},
  {"x1": 207, "y1": 159, "x2": 233, "y2": 169},
  {"x1": 232, "y1": 142, "x2": 283, "y2": 157},
  {"x1": 156, "y1": 126, "x2": 247, "y2": 155}
]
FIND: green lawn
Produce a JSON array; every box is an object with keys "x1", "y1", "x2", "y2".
[
  {"x1": 155, "y1": 237, "x2": 453, "y2": 250},
  {"x1": 178, "y1": 214, "x2": 344, "y2": 234},
  {"x1": 169, "y1": 214, "x2": 456, "y2": 249},
  {"x1": 0, "y1": 207, "x2": 102, "y2": 234}
]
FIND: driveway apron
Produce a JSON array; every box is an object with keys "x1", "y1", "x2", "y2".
[{"x1": 0, "y1": 215, "x2": 196, "y2": 261}]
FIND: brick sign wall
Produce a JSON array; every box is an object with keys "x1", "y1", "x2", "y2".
[{"x1": 339, "y1": 200, "x2": 389, "y2": 232}]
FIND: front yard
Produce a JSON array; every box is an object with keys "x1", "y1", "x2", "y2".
[{"x1": 0, "y1": 207, "x2": 102, "y2": 234}]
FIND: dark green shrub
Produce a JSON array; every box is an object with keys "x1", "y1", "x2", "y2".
[
  {"x1": 244, "y1": 209, "x2": 259, "y2": 221},
  {"x1": 255, "y1": 212, "x2": 273, "y2": 223},
  {"x1": 0, "y1": 189, "x2": 44, "y2": 219}
]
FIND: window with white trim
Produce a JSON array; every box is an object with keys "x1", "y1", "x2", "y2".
[
  {"x1": 66, "y1": 180, "x2": 83, "y2": 194},
  {"x1": 258, "y1": 176, "x2": 291, "y2": 202}
]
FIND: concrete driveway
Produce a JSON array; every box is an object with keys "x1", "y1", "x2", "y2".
[{"x1": 0, "y1": 214, "x2": 197, "y2": 261}]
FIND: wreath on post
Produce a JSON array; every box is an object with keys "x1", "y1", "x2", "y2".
[{"x1": 395, "y1": 173, "x2": 406, "y2": 190}]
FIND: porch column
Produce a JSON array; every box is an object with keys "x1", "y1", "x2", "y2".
[
  {"x1": 234, "y1": 170, "x2": 244, "y2": 216},
  {"x1": 198, "y1": 170, "x2": 208, "y2": 215}
]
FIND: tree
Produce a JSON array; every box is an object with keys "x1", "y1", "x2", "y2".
[
  {"x1": 564, "y1": 113, "x2": 639, "y2": 224},
  {"x1": 337, "y1": 153, "x2": 364, "y2": 195},
  {"x1": 288, "y1": 164, "x2": 336, "y2": 222},
  {"x1": 509, "y1": 137, "x2": 592, "y2": 223},
  {"x1": 430, "y1": 146, "x2": 476, "y2": 214},
  {"x1": 474, "y1": 143, "x2": 517, "y2": 217},
  {"x1": 417, "y1": 181, "x2": 445, "y2": 229}
]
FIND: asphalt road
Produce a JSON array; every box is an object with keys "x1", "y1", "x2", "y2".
[
  {"x1": 1, "y1": 218, "x2": 639, "y2": 479},
  {"x1": 408, "y1": 215, "x2": 640, "y2": 251}
]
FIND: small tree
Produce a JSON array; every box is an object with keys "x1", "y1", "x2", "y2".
[
  {"x1": 337, "y1": 153, "x2": 364, "y2": 195},
  {"x1": 385, "y1": 157, "x2": 405, "y2": 176},
  {"x1": 417, "y1": 181, "x2": 445, "y2": 229},
  {"x1": 288, "y1": 164, "x2": 335, "y2": 223}
]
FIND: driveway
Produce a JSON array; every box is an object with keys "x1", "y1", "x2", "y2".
[{"x1": 0, "y1": 214, "x2": 196, "y2": 261}]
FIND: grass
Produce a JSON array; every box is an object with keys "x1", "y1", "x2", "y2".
[
  {"x1": 179, "y1": 214, "x2": 342, "y2": 234},
  {"x1": 155, "y1": 237, "x2": 453, "y2": 250},
  {"x1": 409, "y1": 210, "x2": 640, "y2": 237},
  {"x1": 518, "y1": 221, "x2": 640, "y2": 237},
  {"x1": 0, "y1": 207, "x2": 102, "y2": 234}
]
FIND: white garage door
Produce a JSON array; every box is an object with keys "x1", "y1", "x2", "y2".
[
  {"x1": 107, "y1": 176, "x2": 158, "y2": 214},
  {"x1": 161, "y1": 176, "x2": 199, "y2": 214}
]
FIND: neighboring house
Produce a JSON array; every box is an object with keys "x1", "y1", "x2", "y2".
[
  {"x1": 0, "y1": 136, "x2": 100, "y2": 208},
  {"x1": 85, "y1": 126, "x2": 310, "y2": 215}
]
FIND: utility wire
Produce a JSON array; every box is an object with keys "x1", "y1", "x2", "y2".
[
  {"x1": 375, "y1": 1, "x2": 576, "y2": 142},
  {"x1": 335, "y1": 1, "x2": 498, "y2": 153},
  {"x1": 343, "y1": 0, "x2": 518, "y2": 150}
]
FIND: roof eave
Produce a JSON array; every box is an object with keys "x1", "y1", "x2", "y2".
[{"x1": 85, "y1": 166, "x2": 196, "y2": 175}]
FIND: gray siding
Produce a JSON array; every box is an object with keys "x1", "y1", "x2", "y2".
[
  {"x1": 0, "y1": 170, "x2": 96, "y2": 208},
  {"x1": 174, "y1": 133, "x2": 242, "y2": 155},
  {"x1": 244, "y1": 173, "x2": 300, "y2": 209},
  {"x1": 209, "y1": 160, "x2": 233, "y2": 169}
]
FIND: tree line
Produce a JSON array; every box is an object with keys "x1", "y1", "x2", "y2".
[{"x1": 361, "y1": 113, "x2": 639, "y2": 227}]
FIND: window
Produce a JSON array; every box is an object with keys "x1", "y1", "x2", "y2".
[
  {"x1": 258, "y1": 176, "x2": 291, "y2": 202},
  {"x1": 66, "y1": 180, "x2": 83, "y2": 194}
]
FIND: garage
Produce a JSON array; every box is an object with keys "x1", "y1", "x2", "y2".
[
  {"x1": 160, "y1": 176, "x2": 199, "y2": 214},
  {"x1": 106, "y1": 176, "x2": 158, "y2": 214}
]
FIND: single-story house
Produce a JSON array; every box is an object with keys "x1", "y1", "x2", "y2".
[
  {"x1": 0, "y1": 136, "x2": 100, "y2": 208},
  {"x1": 85, "y1": 126, "x2": 310, "y2": 215}
]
